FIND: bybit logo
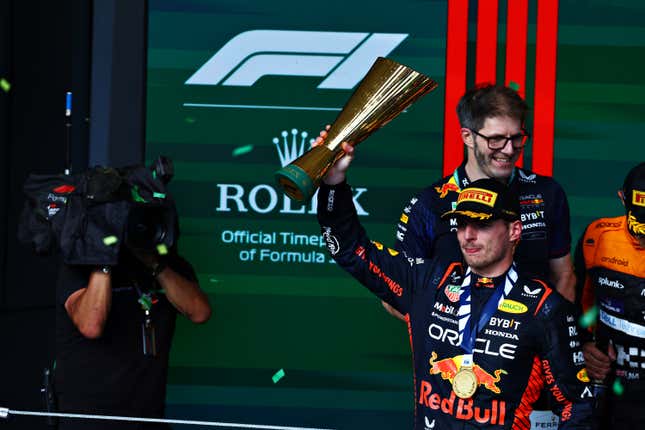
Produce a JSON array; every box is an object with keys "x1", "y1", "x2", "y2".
[
  {"x1": 215, "y1": 129, "x2": 369, "y2": 216},
  {"x1": 186, "y1": 30, "x2": 408, "y2": 89}
]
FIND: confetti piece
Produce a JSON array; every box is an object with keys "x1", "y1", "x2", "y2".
[
  {"x1": 138, "y1": 295, "x2": 152, "y2": 311},
  {"x1": 579, "y1": 305, "x2": 598, "y2": 328},
  {"x1": 103, "y1": 236, "x2": 118, "y2": 246},
  {"x1": 612, "y1": 378, "x2": 624, "y2": 396},
  {"x1": 208, "y1": 277, "x2": 220, "y2": 283},
  {"x1": 152, "y1": 192, "x2": 166, "y2": 199},
  {"x1": 0, "y1": 78, "x2": 10, "y2": 93},
  {"x1": 185, "y1": 117, "x2": 196, "y2": 124},
  {"x1": 272, "y1": 368, "x2": 285, "y2": 384},
  {"x1": 156, "y1": 244, "x2": 168, "y2": 255},
  {"x1": 232, "y1": 144, "x2": 254, "y2": 157},
  {"x1": 509, "y1": 81, "x2": 520, "y2": 91}
]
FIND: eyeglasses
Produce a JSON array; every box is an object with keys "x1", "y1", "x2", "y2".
[{"x1": 470, "y1": 129, "x2": 530, "y2": 150}]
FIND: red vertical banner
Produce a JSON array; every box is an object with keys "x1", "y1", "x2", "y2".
[
  {"x1": 532, "y1": 0, "x2": 559, "y2": 176},
  {"x1": 442, "y1": 0, "x2": 557, "y2": 176},
  {"x1": 442, "y1": 0, "x2": 469, "y2": 176},
  {"x1": 504, "y1": 0, "x2": 528, "y2": 98},
  {"x1": 475, "y1": 0, "x2": 499, "y2": 85},
  {"x1": 505, "y1": 0, "x2": 529, "y2": 166}
]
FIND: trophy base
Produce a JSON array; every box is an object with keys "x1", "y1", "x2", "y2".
[{"x1": 274, "y1": 164, "x2": 316, "y2": 202}]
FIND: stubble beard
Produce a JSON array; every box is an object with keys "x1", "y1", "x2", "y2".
[{"x1": 473, "y1": 142, "x2": 515, "y2": 182}]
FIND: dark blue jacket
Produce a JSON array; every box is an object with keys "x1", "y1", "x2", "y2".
[{"x1": 318, "y1": 181, "x2": 592, "y2": 429}]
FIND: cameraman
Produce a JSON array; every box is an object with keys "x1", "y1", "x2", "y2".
[{"x1": 54, "y1": 234, "x2": 211, "y2": 429}]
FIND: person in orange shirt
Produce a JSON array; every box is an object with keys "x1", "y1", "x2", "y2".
[{"x1": 576, "y1": 162, "x2": 645, "y2": 429}]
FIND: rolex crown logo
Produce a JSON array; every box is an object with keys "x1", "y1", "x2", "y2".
[{"x1": 273, "y1": 128, "x2": 315, "y2": 167}]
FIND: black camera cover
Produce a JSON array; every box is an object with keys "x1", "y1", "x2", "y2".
[{"x1": 18, "y1": 158, "x2": 178, "y2": 265}]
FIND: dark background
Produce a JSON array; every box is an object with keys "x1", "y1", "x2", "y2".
[{"x1": 0, "y1": 1, "x2": 145, "y2": 428}]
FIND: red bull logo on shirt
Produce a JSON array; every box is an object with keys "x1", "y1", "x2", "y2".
[
  {"x1": 418, "y1": 380, "x2": 507, "y2": 425},
  {"x1": 428, "y1": 352, "x2": 507, "y2": 394},
  {"x1": 434, "y1": 180, "x2": 461, "y2": 198}
]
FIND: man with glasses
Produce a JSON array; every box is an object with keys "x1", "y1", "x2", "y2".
[
  {"x1": 388, "y1": 85, "x2": 575, "y2": 318},
  {"x1": 576, "y1": 162, "x2": 645, "y2": 429}
]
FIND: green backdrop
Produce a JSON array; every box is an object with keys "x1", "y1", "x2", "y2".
[{"x1": 145, "y1": 1, "x2": 645, "y2": 428}]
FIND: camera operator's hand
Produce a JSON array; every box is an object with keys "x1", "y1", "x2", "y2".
[
  {"x1": 126, "y1": 242, "x2": 211, "y2": 323},
  {"x1": 154, "y1": 266, "x2": 211, "y2": 324},
  {"x1": 127, "y1": 245, "x2": 165, "y2": 275}
]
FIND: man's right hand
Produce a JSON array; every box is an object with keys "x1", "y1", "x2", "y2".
[
  {"x1": 582, "y1": 341, "x2": 616, "y2": 380},
  {"x1": 314, "y1": 127, "x2": 354, "y2": 185}
]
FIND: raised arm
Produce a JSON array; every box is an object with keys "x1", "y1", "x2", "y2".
[{"x1": 318, "y1": 180, "x2": 416, "y2": 314}]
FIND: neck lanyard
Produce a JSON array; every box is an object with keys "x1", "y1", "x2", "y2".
[
  {"x1": 134, "y1": 283, "x2": 162, "y2": 357},
  {"x1": 456, "y1": 264, "x2": 518, "y2": 366},
  {"x1": 453, "y1": 164, "x2": 516, "y2": 191}
]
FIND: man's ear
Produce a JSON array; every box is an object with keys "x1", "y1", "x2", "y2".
[
  {"x1": 509, "y1": 220, "x2": 522, "y2": 243},
  {"x1": 461, "y1": 128, "x2": 475, "y2": 149},
  {"x1": 618, "y1": 189, "x2": 626, "y2": 207}
]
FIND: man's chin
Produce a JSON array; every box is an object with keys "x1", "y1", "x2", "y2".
[
  {"x1": 463, "y1": 256, "x2": 485, "y2": 270},
  {"x1": 489, "y1": 164, "x2": 514, "y2": 180}
]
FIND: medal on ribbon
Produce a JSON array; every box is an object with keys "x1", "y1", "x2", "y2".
[
  {"x1": 452, "y1": 354, "x2": 478, "y2": 399},
  {"x1": 453, "y1": 266, "x2": 517, "y2": 399}
]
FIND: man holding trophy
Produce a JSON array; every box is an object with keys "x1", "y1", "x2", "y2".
[
  {"x1": 382, "y1": 84, "x2": 578, "y2": 428},
  {"x1": 275, "y1": 58, "x2": 591, "y2": 428},
  {"x1": 315, "y1": 146, "x2": 592, "y2": 428}
]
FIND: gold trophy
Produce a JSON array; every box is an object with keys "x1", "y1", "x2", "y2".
[{"x1": 274, "y1": 57, "x2": 438, "y2": 202}]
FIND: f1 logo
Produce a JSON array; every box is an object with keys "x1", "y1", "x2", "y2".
[{"x1": 185, "y1": 30, "x2": 408, "y2": 89}]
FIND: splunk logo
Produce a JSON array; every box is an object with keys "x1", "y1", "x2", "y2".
[
  {"x1": 215, "y1": 128, "x2": 369, "y2": 216},
  {"x1": 185, "y1": 30, "x2": 408, "y2": 89}
]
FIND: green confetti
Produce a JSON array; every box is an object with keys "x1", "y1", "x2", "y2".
[
  {"x1": 579, "y1": 305, "x2": 598, "y2": 328},
  {"x1": 152, "y1": 192, "x2": 166, "y2": 199},
  {"x1": 232, "y1": 144, "x2": 254, "y2": 157},
  {"x1": 209, "y1": 277, "x2": 220, "y2": 283},
  {"x1": 156, "y1": 244, "x2": 168, "y2": 255},
  {"x1": 0, "y1": 78, "x2": 11, "y2": 93},
  {"x1": 272, "y1": 368, "x2": 285, "y2": 384},
  {"x1": 103, "y1": 236, "x2": 118, "y2": 246},
  {"x1": 138, "y1": 295, "x2": 152, "y2": 311},
  {"x1": 508, "y1": 81, "x2": 520, "y2": 91},
  {"x1": 612, "y1": 378, "x2": 624, "y2": 396},
  {"x1": 185, "y1": 117, "x2": 196, "y2": 124},
  {"x1": 131, "y1": 185, "x2": 147, "y2": 202}
]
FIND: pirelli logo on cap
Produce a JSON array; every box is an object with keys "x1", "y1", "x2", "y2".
[
  {"x1": 633, "y1": 190, "x2": 645, "y2": 207},
  {"x1": 457, "y1": 188, "x2": 498, "y2": 207}
]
